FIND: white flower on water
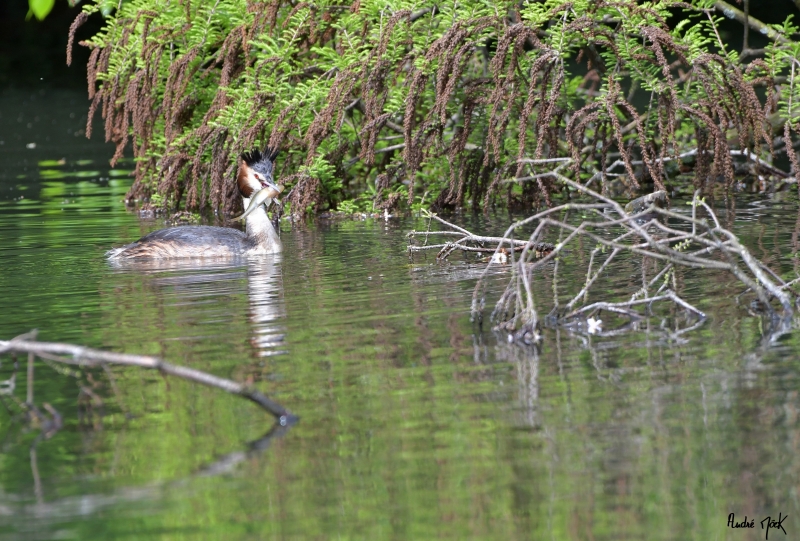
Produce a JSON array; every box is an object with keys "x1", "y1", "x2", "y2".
[
  {"x1": 490, "y1": 251, "x2": 508, "y2": 264},
  {"x1": 587, "y1": 317, "x2": 603, "y2": 334}
]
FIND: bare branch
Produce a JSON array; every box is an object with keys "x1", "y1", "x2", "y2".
[
  {"x1": 409, "y1": 158, "x2": 797, "y2": 342},
  {"x1": 0, "y1": 337, "x2": 295, "y2": 424},
  {"x1": 714, "y1": 1, "x2": 790, "y2": 44}
]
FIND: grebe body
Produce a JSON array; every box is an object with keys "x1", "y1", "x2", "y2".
[{"x1": 107, "y1": 148, "x2": 282, "y2": 260}]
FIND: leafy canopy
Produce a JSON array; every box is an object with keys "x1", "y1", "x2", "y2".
[{"x1": 70, "y1": 0, "x2": 800, "y2": 214}]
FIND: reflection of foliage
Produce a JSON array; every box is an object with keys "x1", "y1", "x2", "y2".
[{"x1": 69, "y1": 1, "x2": 800, "y2": 215}]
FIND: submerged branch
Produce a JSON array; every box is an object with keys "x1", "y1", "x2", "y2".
[
  {"x1": 0, "y1": 336, "x2": 295, "y2": 425},
  {"x1": 408, "y1": 210, "x2": 556, "y2": 260},
  {"x1": 564, "y1": 290, "x2": 706, "y2": 320}
]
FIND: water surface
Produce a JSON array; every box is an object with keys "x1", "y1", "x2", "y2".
[{"x1": 1, "y1": 89, "x2": 799, "y2": 540}]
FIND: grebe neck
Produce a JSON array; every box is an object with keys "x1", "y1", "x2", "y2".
[{"x1": 242, "y1": 196, "x2": 281, "y2": 254}]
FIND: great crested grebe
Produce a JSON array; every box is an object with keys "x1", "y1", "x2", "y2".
[{"x1": 106, "y1": 148, "x2": 283, "y2": 260}]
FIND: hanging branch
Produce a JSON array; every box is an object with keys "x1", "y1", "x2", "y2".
[{"x1": 714, "y1": 1, "x2": 790, "y2": 45}]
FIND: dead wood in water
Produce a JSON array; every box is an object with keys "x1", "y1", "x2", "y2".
[
  {"x1": 407, "y1": 211, "x2": 556, "y2": 260},
  {"x1": 0, "y1": 331, "x2": 295, "y2": 519},
  {"x1": 409, "y1": 159, "x2": 799, "y2": 343},
  {"x1": 0, "y1": 333, "x2": 296, "y2": 430}
]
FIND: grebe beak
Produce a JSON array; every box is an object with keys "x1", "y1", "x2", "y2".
[
  {"x1": 233, "y1": 183, "x2": 285, "y2": 221},
  {"x1": 262, "y1": 177, "x2": 280, "y2": 192}
]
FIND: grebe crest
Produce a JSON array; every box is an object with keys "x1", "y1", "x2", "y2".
[
  {"x1": 107, "y1": 148, "x2": 283, "y2": 260},
  {"x1": 238, "y1": 147, "x2": 280, "y2": 197}
]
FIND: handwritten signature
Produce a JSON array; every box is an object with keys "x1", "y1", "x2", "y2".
[{"x1": 728, "y1": 513, "x2": 788, "y2": 539}]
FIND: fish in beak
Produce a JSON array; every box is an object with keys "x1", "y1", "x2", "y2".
[{"x1": 233, "y1": 183, "x2": 285, "y2": 221}]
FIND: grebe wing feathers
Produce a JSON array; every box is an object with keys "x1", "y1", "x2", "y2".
[
  {"x1": 106, "y1": 225, "x2": 248, "y2": 259},
  {"x1": 135, "y1": 225, "x2": 245, "y2": 243}
]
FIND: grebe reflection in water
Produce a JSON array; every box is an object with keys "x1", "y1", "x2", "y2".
[{"x1": 107, "y1": 148, "x2": 283, "y2": 260}]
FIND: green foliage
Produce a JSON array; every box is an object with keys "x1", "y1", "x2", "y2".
[
  {"x1": 73, "y1": 0, "x2": 800, "y2": 215},
  {"x1": 337, "y1": 198, "x2": 366, "y2": 214},
  {"x1": 28, "y1": 0, "x2": 55, "y2": 20}
]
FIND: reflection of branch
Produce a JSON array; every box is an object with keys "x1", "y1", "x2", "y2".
[
  {"x1": 0, "y1": 336, "x2": 295, "y2": 424},
  {"x1": 0, "y1": 332, "x2": 296, "y2": 529},
  {"x1": 31, "y1": 447, "x2": 43, "y2": 505},
  {"x1": 195, "y1": 422, "x2": 294, "y2": 477},
  {"x1": 3, "y1": 424, "x2": 293, "y2": 528}
]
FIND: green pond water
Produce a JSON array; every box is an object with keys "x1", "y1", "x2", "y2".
[{"x1": 1, "y1": 89, "x2": 800, "y2": 540}]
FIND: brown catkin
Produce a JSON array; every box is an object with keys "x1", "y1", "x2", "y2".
[{"x1": 66, "y1": 12, "x2": 89, "y2": 67}]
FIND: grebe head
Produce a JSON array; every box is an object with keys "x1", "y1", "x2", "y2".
[
  {"x1": 235, "y1": 147, "x2": 283, "y2": 255},
  {"x1": 238, "y1": 147, "x2": 280, "y2": 198}
]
